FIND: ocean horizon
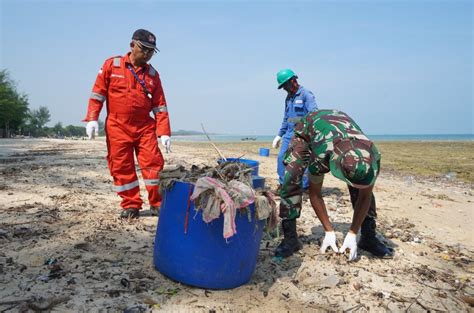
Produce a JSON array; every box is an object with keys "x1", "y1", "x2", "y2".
[{"x1": 173, "y1": 134, "x2": 474, "y2": 143}]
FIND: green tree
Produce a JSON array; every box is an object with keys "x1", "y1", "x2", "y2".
[
  {"x1": 26, "y1": 106, "x2": 51, "y2": 137},
  {"x1": 36, "y1": 106, "x2": 51, "y2": 129},
  {"x1": 64, "y1": 125, "x2": 86, "y2": 137},
  {"x1": 0, "y1": 70, "x2": 29, "y2": 138},
  {"x1": 52, "y1": 122, "x2": 63, "y2": 137}
]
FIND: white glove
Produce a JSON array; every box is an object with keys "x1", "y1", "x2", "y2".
[
  {"x1": 339, "y1": 232, "x2": 358, "y2": 261},
  {"x1": 86, "y1": 121, "x2": 99, "y2": 140},
  {"x1": 272, "y1": 135, "x2": 282, "y2": 149},
  {"x1": 320, "y1": 231, "x2": 338, "y2": 254},
  {"x1": 160, "y1": 135, "x2": 171, "y2": 153}
]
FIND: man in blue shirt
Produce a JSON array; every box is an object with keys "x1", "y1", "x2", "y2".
[{"x1": 273, "y1": 69, "x2": 318, "y2": 190}]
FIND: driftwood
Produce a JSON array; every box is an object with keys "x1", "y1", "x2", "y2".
[{"x1": 200, "y1": 123, "x2": 227, "y2": 161}]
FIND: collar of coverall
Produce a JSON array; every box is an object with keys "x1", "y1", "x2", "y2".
[
  {"x1": 294, "y1": 85, "x2": 303, "y2": 96},
  {"x1": 287, "y1": 85, "x2": 303, "y2": 99},
  {"x1": 125, "y1": 52, "x2": 149, "y2": 72}
]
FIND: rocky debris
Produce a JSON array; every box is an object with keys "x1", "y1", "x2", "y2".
[{"x1": 378, "y1": 217, "x2": 422, "y2": 242}]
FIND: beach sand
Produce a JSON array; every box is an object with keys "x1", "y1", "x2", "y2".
[{"x1": 0, "y1": 138, "x2": 473, "y2": 312}]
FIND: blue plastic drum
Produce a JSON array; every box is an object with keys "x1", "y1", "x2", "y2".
[
  {"x1": 252, "y1": 175, "x2": 265, "y2": 189},
  {"x1": 259, "y1": 148, "x2": 270, "y2": 157},
  {"x1": 153, "y1": 176, "x2": 266, "y2": 289}
]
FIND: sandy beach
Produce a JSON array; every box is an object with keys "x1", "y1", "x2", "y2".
[{"x1": 0, "y1": 138, "x2": 473, "y2": 312}]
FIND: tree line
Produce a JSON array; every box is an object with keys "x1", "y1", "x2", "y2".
[{"x1": 0, "y1": 69, "x2": 97, "y2": 138}]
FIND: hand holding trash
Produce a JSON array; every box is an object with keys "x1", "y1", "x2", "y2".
[
  {"x1": 339, "y1": 232, "x2": 358, "y2": 261},
  {"x1": 161, "y1": 135, "x2": 171, "y2": 153},
  {"x1": 86, "y1": 121, "x2": 99, "y2": 140},
  {"x1": 272, "y1": 135, "x2": 282, "y2": 149},
  {"x1": 320, "y1": 231, "x2": 338, "y2": 253}
]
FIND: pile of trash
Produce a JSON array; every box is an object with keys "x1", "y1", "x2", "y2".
[{"x1": 159, "y1": 161, "x2": 278, "y2": 238}]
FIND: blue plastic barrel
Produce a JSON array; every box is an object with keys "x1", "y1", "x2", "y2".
[
  {"x1": 252, "y1": 175, "x2": 265, "y2": 189},
  {"x1": 259, "y1": 148, "x2": 270, "y2": 157},
  {"x1": 217, "y1": 158, "x2": 259, "y2": 176},
  {"x1": 153, "y1": 176, "x2": 265, "y2": 289}
]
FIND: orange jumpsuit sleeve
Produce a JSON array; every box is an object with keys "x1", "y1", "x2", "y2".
[
  {"x1": 151, "y1": 71, "x2": 171, "y2": 137},
  {"x1": 83, "y1": 59, "x2": 112, "y2": 122}
]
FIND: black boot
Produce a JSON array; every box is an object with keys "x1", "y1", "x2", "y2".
[
  {"x1": 274, "y1": 219, "x2": 302, "y2": 258},
  {"x1": 120, "y1": 208, "x2": 139, "y2": 219},
  {"x1": 358, "y1": 217, "x2": 394, "y2": 258},
  {"x1": 150, "y1": 205, "x2": 160, "y2": 217}
]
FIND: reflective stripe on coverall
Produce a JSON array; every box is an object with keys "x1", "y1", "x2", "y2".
[
  {"x1": 277, "y1": 86, "x2": 317, "y2": 188},
  {"x1": 83, "y1": 53, "x2": 171, "y2": 209}
]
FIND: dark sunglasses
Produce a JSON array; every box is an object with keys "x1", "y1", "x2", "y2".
[{"x1": 134, "y1": 41, "x2": 155, "y2": 55}]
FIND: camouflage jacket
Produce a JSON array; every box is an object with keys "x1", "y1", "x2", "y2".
[{"x1": 280, "y1": 109, "x2": 380, "y2": 219}]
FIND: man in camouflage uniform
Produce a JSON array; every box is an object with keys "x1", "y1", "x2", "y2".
[{"x1": 275, "y1": 109, "x2": 393, "y2": 261}]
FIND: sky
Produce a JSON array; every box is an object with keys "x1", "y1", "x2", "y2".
[{"x1": 1, "y1": 0, "x2": 472, "y2": 135}]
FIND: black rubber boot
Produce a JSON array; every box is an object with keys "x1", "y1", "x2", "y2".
[
  {"x1": 274, "y1": 219, "x2": 302, "y2": 258},
  {"x1": 150, "y1": 205, "x2": 160, "y2": 217},
  {"x1": 358, "y1": 218, "x2": 394, "y2": 258},
  {"x1": 120, "y1": 208, "x2": 139, "y2": 219}
]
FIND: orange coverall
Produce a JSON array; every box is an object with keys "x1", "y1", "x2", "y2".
[{"x1": 84, "y1": 53, "x2": 170, "y2": 210}]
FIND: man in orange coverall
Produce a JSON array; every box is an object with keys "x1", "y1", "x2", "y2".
[{"x1": 83, "y1": 29, "x2": 171, "y2": 219}]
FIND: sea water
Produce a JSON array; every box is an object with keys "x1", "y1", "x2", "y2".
[{"x1": 172, "y1": 134, "x2": 473, "y2": 143}]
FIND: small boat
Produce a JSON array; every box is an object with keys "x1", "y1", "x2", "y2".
[{"x1": 241, "y1": 137, "x2": 256, "y2": 141}]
